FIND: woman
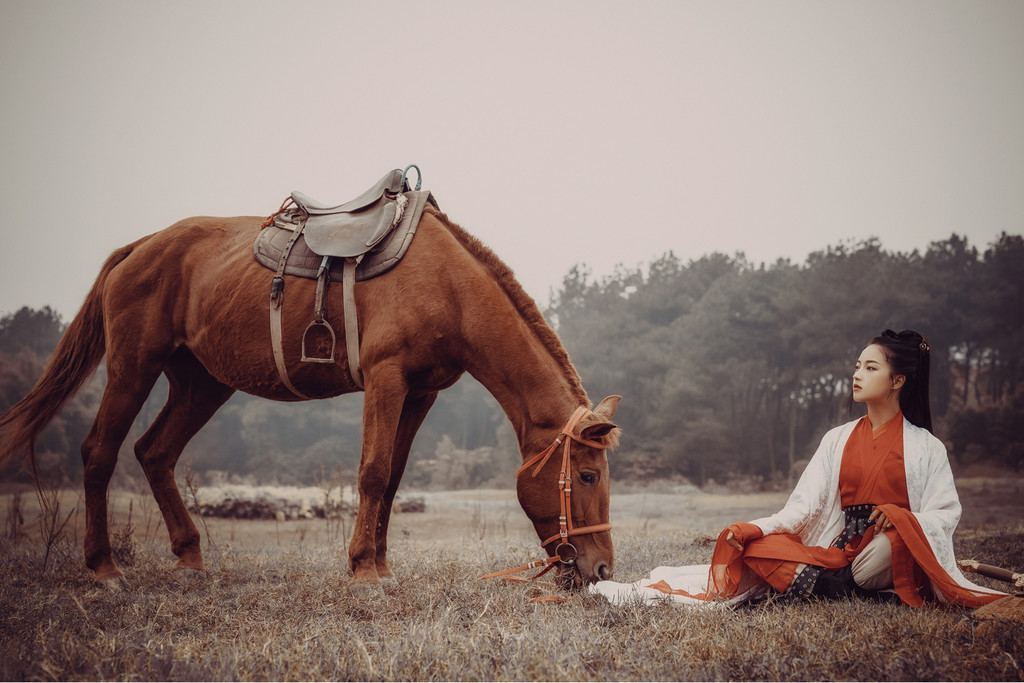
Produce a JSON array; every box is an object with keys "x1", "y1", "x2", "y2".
[{"x1": 592, "y1": 329, "x2": 1005, "y2": 608}]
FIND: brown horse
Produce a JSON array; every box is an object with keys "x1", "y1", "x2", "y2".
[{"x1": 0, "y1": 201, "x2": 621, "y2": 592}]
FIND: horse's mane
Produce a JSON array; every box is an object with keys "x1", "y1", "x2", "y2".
[{"x1": 425, "y1": 205, "x2": 589, "y2": 406}]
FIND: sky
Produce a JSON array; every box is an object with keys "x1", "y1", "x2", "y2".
[{"x1": 1, "y1": 1, "x2": 1022, "y2": 322}]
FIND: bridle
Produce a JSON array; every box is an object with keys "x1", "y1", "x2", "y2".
[
  {"x1": 479, "y1": 406, "x2": 612, "y2": 582},
  {"x1": 521, "y1": 406, "x2": 614, "y2": 559}
]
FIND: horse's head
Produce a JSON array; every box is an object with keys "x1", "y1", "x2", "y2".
[{"x1": 516, "y1": 395, "x2": 620, "y2": 587}]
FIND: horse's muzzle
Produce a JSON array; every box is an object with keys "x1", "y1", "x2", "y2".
[{"x1": 559, "y1": 558, "x2": 614, "y2": 587}]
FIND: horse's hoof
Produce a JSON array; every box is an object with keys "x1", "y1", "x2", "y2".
[
  {"x1": 174, "y1": 556, "x2": 206, "y2": 571},
  {"x1": 348, "y1": 580, "x2": 385, "y2": 598}
]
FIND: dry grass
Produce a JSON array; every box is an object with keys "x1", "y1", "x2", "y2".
[{"x1": 0, "y1": 482, "x2": 1021, "y2": 681}]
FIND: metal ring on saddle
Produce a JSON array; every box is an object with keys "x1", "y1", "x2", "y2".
[{"x1": 400, "y1": 164, "x2": 422, "y2": 191}]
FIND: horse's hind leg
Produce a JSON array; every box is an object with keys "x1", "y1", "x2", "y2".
[
  {"x1": 134, "y1": 348, "x2": 234, "y2": 572},
  {"x1": 373, "y1": 391, "x2": 438, "y2": 581},
  {"x1": 81, "y1": 366, "x2": 163, "y2": 582}
]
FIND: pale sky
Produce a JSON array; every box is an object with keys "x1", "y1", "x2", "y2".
[{"x1": 2, "y1": 1, "x2": 1022, "y2": 321}]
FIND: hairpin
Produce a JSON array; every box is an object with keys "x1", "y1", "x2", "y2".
[{"x1": 919, "y1": 340, "x2": 930, "y2": 352}]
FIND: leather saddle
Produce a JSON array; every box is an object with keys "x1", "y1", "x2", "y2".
[
  {"x1": 254, "y1": 167, "x2": 435, "y2": 282},
  {"x1": 298, "y1": 167, "x2": 408, "y2": 258}
]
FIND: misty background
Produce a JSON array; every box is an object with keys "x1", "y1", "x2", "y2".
[
  {"x1": 3, "y1": 232, "x2": 1021, "y2": 490},
  {"x1": 1, "y1": 2, "x2": 1021, "y2": 490}
]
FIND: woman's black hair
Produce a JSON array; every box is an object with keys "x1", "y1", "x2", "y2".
[{"x1": 870, "y1": 329, "x2": 933, "y2": 432}]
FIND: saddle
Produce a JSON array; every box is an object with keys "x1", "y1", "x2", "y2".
[
  {"x1": 254, "y1": 167, "x2": 433, "y2": 282},
  {"x1": 295, "y1": 167, "x2": 410, "y2": 258},
  {"x1": 253, "y1": 166, "x2": 435, "y2": 396}
]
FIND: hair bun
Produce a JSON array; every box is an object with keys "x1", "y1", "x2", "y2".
[{"x1": 890, "y1": 329, "x2": 930, "y2": 352}]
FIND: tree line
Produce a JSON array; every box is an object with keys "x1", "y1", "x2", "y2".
[
  {"x1": 1, "y1": 232, "x2": 1021, "y2": 489},
  {"x1": 549, "y1": 232, "x2": 1024, "y2": 486}
]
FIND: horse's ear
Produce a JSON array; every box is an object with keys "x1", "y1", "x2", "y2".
[
  {"x1": 581, "y1": 421, "x2": 617, "y2": 441},
  {"x1": 593, "y1": 395, "x2": 621, "y2": 421},
  {"x1": 581, "y1": 396, "x2": 622, "y2": 444}
]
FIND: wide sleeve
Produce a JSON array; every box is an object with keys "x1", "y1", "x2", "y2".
[
  {"x1": 907, "y1": 428, "x2": 961, "y2": 563},
  {"x1": 749, "y1": 422, "x2": 854, "y2": 546},
  {"x1": 884, "y1": 421, "x2": 1005, "y2": 603}
]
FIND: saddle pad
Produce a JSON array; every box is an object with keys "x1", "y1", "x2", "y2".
[{"x1": 253, "y1": 190, "x2": 434, "y2": 282}]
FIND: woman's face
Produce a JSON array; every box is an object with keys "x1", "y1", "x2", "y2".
[{"x1": 852, "y1": 344, "x2": 903, "y2": 404}]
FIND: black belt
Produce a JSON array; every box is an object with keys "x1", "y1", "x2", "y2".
[
  {"x1": 787, "y1": 504, "x2": 877, "y2": 601},
  {"x1": 833, "y1": 503, "x2": 876, "y2": 549}
]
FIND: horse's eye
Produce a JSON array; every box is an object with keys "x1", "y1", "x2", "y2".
[{"x1": 579, "y1": 471, "x2": 597, "y2": 485}]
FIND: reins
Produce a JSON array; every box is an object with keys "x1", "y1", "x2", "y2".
[{"x1": 479, "y1": 406, "x2": 612, "y2": 601}]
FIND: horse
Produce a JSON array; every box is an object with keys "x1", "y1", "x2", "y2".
[{"x1": 0, "y1": 199, "x2": 621, "y2": 594}]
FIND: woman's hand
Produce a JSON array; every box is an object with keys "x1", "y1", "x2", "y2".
[
  {"x1": 869, "y1": 507, "x2": 894, "y2": 531},
  {"x1": 722, "y1": 523, "x2": 763, "y2": 551}
]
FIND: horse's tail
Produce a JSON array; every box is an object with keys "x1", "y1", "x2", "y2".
[{"x1": 0, "y1": 241, "x2": 140, "y2": 476}]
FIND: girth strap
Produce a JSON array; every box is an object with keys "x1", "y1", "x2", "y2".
[
  {"x1": 269, "y1": 216, "x2": 312, "y2": 400},
  {"x1": 343, "y1": 256, "x2": 364, "y2": 388}
]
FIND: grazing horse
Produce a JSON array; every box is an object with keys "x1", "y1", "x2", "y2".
[{"x1": 0, "y1": 201, "x2": 621, "y2": 592}]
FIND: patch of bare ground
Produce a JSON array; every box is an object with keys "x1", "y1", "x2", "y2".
[{"x1": 1, "y1": 480, "x2": 1021, "y2": 681}]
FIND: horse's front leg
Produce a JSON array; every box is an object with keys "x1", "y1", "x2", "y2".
[
  {"x1": 372, "y1": 391, "x2": 438, "y2": 581},
  {"x1": 348, "y1": 369, "x2": 407, "y2": 593}
]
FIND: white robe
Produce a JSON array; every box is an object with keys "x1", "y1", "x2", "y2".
[{"x1": 591, "y1": 417, "x2": 1003, "y2": 606}]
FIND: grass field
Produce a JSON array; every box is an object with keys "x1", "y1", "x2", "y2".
[{"x1": 1, "y1": 478, "x2": 1022, "y2": 681}]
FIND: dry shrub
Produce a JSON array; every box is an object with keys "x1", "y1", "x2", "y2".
[
  {"x1": 32, "y1": 482, "x2": 77, "y2": 572},
  {"x1": 4, "y1": 491, "x2": 25, "y2": 541},
  {"x1": 110, "y1": 499, "x2": 137, "y2": 567}
]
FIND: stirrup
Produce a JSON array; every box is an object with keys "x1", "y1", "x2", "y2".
[
  {"x1": 301, "y1": 255, "x2": 337, "y2": 364},
  {"x1": 300, "y1": 319, "x2": 336, "y2": 363}
]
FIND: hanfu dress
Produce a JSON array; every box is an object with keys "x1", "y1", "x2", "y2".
[{"x1": 591, "y1": 414, "x2": 1005, "y2": 608}]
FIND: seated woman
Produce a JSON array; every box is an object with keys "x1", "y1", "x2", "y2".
[{"x1": 592, "y1": 329, "x2": 1006, "y2": 608}]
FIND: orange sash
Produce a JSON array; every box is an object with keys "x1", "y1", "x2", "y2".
[
  {"x1": 647, "y1": 522, "x2": 850, "y2": 599},
  {"x1": 879, "y1": 503, "x2": 1002, "y2": 607}
]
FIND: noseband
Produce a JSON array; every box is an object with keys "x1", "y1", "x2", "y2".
[{"x1": 480, "y1": 406, "x2": 612, "y2": 582}]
